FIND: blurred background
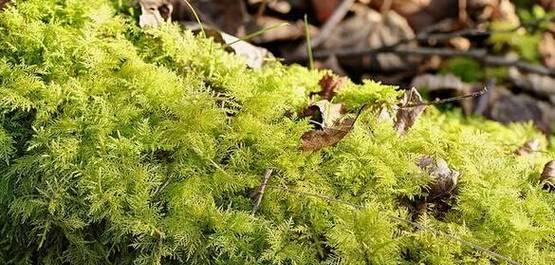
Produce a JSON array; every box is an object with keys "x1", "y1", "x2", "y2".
[{"x1": 139, "y1": 0, "x2": 555, "y2": 134}]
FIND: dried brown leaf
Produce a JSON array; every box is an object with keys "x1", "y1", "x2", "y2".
[
  {"x1": 300, "y1": 119, "x2": 354, "y2": 152},
  {"x1": 394, "y1": 88, "x2": 426, "y2": 135},
  {"x1": 417, "y1": 156, "x2": 460, "y2": 200},
  {"x1": 541, "y1": 160, "x2": 555, "y2": 191},
  {"x1": 315, "y1": 73, "x2": 348, "y2": 101},
  {"x1": 514, "y1": 139, "x2": 541, "y2": 156}
]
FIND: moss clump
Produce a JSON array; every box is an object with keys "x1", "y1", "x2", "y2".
[{"x1": 0, "y1": 1, "x2": 554, "y2": 264}]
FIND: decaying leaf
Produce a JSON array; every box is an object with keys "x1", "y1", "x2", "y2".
[
  {"x1": 315, "y1": 73, "x2": 347, "y2": 101},
  {"x1": 514, "y1": 139, "x2": 541, "y2": 156},
  {"x1": 417, "y1": 156, "x2": 460, "y2": 200},
  {"x1": 300, "y1": 100, "x2": 353, "y2": 151},
  {"x1": 322, "y1": 7, "x2": 417, "y2": 71},
  {"x1": 300, "y1": 119, "x2": 354, "y2": 152},
  {"x1": 540, "y1": 160, "x2": 555, "y2": 191},
  {"x1": 394, "y1": 88, "x2": 426, "y2": 135}
]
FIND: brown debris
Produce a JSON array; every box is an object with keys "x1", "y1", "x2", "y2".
[
  {"x1": 418, "y1": 156, "x2": 460, "y2": 200},
  {"x1": 0, "y1": 0, "x2": 10, "y2": 10},
  {"x1": 514, "y1": 139, "x2": 541, "y2": 156},
  {"x1": 540, "y1": 160, "x2": 555, "y2": 191},
  {"x1": 394, "y1": 88, "x2": 427, "y2": 135},
  {"x1": 539, "y1": 32, "x2": 555, "y2": 69},
  {"x1": 322, "y1": 7, "x2": 418, "y2": 71},
  {"x1": 300, "y1": 119, "x2": 354, "y2": 151},
  {"x1": 315, "y1": 73, "x2": 348, "y2": 101}
]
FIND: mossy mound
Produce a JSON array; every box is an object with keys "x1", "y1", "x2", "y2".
[{"x1": 0, "y1": 1, "x2": 554, "y2": 264}]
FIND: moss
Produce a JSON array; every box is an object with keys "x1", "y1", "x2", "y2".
[{"x1": 0, "y1": 1, "x2": 554, "y2": 265}]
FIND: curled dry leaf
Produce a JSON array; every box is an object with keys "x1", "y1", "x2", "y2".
[
  {"x1": 300, "y1": 119, "x2": 354, "y2": 152},
  {"x1": 394, "y1": 88, "x2": 426, "y2": 135},
  {"x1": 417, "y1": 156, "x2": 460, "y2": 200},
  {"x1": 540, "y1": 160, "x2": 555, "y2": 191},
  {"x1": 300, "y1": 100, "x2": 352, "y2": 151},
  {"x1": 315, "y1": 73, "x2": 348, "y2": 101},
  {"x1": 514, "y1": 139, "x2": 541, "y2": 156}
]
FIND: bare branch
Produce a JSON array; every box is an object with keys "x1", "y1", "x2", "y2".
[{"x1": 251, "y1": 169, "x2": 274, "y2": 215}]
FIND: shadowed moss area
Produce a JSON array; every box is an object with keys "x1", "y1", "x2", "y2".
[{"x1": 0, "y1": 1, "x2": 554, "y2": 264}]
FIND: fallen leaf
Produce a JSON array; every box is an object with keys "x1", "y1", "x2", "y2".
[
  {"x1": 417, "y1": 156, "x2": 460, "y2": 200},
  {"x1": 304, "y1": 100, "x2": 344, "y2": 129},
  {"x1": 314, "y1": 73, "x2": 347, "y2": 101},
  {"x1": 300, "y1": 100, "x2": 353, "y2": 151},
  {"x1": 514, "y1": 139, "x2": 541, "y2": 156},
  {"x1": 300, "y1": 119, "x2": 354, "y2": 152},
  {"x1": 394, "y1": 88, "x2": 426, "y2": 135},
  {"x1": 540, "y1": 160, "x2": 555, "y2": 191}
]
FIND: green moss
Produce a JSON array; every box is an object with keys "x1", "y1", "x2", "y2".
[{"x1": 0, "y1": 1, "x2": 554, "y2": 265}]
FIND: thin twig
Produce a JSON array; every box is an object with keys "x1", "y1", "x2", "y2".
[
  {"x1": 304, "y1": 14, "x2": 314, "y2": 70},
  {"x1": 401, "y1": 86, "x2": 488, "y2": 108},
  {"x1": 311, "y1": 0, "x2": 356, "y2": 48},
  {"x1": 256, "y1": 0, "x2": 268, "y2": 21},
  {"x1": 251, "y1": 169, "x2": 274, "y2": 215},
  {"x1": 270, "y1": 185, "x2": 523, "y2": 265}
]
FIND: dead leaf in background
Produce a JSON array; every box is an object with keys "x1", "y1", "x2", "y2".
[
  {"x1": 311, "y1": 0, "x2": 343, "y2": 23},
  {"x1": 514, "y1": 139, "x2": 541, "y2": 156},
  {"x1": 322, "y1": 7, "x2": 418, "y2": 71},
  {"x1": 411, "y1": 74, "x2": 468, "y2": 92},
  {"x1": 541, "y1": 160, "x2": 555, "y2": 191},
  {"x1": 394, "y1": 88, "x2": 427, "y2": 134},
  {"x1": 417, "y1": 156, "x2": 460, "y2": 200},
  {"x1": 539, "y1": 0, "x2": 555, "y2": 10},
  {"x1": 539, "y1": 32, "x2": 555, "y2": 69},
  {"x1": 410, "y1": 74, "x2": 476, "y2": 114},
  {"x1": 508, "y1": 68, "x2": 555, "y2": 104},
  {"x1": 468, "y1": 0, "x2": 519, "y2": 23},
  {"x1": 485, "y1": 87, "x2": 553, "y2": 134},
  {"x1": 368, "y1": 0, "x2": 459, "y2": 32}
]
